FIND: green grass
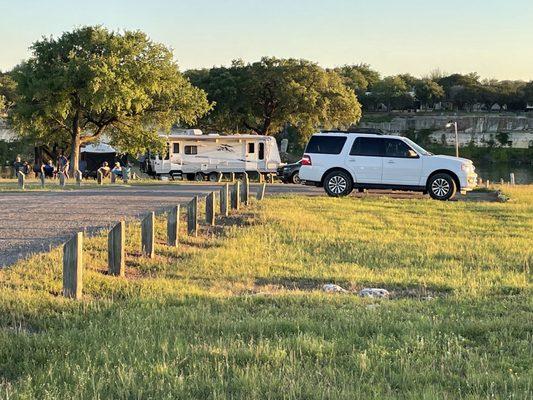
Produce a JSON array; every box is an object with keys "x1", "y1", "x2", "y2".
[{"x1": 0, "y1": 187, "x2": 532, "y2": 399}]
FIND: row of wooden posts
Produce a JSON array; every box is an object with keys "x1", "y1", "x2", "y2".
[
  {"x1": 478, "y1": 172, "x2": 516, "y2": 188},
  {"x1": 62, "y1": 179, "x2": 267, "y2": 299},
  {"x1": 17, "y1": 170, "x2": 84, "y2": 189},
  {"x1": 16, "y1": 169, "x2": 273, "y2": 189}
]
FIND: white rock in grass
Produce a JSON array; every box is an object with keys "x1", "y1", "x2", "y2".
[
  {"x1": 359, "y1": 288, "x2": 390, "y2": 298},
  {"x1": 322, "y1": 284, "x2": 348, "y2": 293}
]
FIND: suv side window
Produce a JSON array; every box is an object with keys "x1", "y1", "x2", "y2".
[
  {"x1": 306, "y1": 136, "x2": 347, "y2": 154},
  {"x1": 384, "y1": 139, "x2": 415, "y2": 158},
  {"x1": 350, "y1": 137, "x2": 384, "y2": 156}
]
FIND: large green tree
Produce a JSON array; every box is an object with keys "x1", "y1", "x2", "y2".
[
  {"x1": 414, "y1": 79, "x2": 445, "y2": 108},
  {"x1": 0, "y1": 72, "x2": 17, "y2": 116},
  {"x1": 186, "y1": 57, "x2": 361, "y2": 141},
  {"x1": 372, "y1": 76, "x2": 409, "y2": 111},
  {"x1": 11, "y1": 26, "x2": 211, "y2": 172}
]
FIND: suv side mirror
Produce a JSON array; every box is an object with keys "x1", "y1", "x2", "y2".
[{"x1": 407, "y1": 149, "x2": 418, "y2": 158}]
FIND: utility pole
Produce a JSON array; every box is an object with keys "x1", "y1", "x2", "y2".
[{"x1": 446, "y1": 121, "x2": 459, "y2": 157}]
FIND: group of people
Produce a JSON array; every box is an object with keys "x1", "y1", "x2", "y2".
[
  {"x1": 98, "y1": 161, "x2": 126, "y2": 179},
  {"x1": 12, "y1": 155, "x2": 130, "y2": 181},
  {"x1": 12, "y1": 154, "x2": 69, "y2": 179}
]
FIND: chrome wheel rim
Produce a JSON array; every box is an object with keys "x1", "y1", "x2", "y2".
[
  {"x1": 328, "y1": 176, "x2": 347, "y2": 194},
  {"x1": 293, "y1": 173, "x2": 301, "y2": 184},
  {"x1": 432, "y1": 178, "x2": 450, "y2": 197}
]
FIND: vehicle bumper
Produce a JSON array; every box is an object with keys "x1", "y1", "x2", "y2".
[
  {"x1": 460, "y1": 172, "x2": 478, "y2": 193},
  {"x1": 299, "y1": 166, "x2": 326, "y2": 183}
]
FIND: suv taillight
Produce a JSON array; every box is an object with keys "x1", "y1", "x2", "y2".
[{"x1": 301, "y1": 155, "x2": 312, "y2": 166}]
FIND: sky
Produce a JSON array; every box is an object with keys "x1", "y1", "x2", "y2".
[{"x1": 0, "y1": 0, "x2": 532, "y2": 80}]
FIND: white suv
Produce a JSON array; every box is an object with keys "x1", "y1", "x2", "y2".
[{"x1": 299, "y1": 132, "x2": 478, "y2": 200}]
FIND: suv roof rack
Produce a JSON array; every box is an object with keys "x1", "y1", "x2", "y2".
[{"x1": 320, "y1": 128, "x2": 383, "y2": 135}]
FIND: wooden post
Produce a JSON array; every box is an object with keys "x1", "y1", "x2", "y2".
[
  {"x1": 63, "y1": 232, "x2": 83, "y2": 299},
  {"x1": 75, "y1": 170, "x2": 82, "y2": 186},
  {"x1": 257, "y1": 183, "x2": 266, "y2": 200},
  {"x1": 97, "y1": 170, "x2": 103, "y2": 185},
  {"x1": 231, "y1": 181, "x2": 241, "y2": 210},
  {"x1": 108, "y1": 221, "x2": 125, "y2": 276},
  {"x1": 167, "y1": 205, "x2": 180, "y2": 247},
  {"x1": 111, "y1": 173, "x2": 116, "y2": 184},
  {"x1": 220, "y1": 183, "x2": 229, "y2": 217},
  {"x1": 230, "y1": 172, "x2": 235, "y2": 182},
  {"x1": 141, "y1": 212, "x2": 155, "y2": 258},
  {"x1": 510, "y1": 173, "x2": 515, "y2": 185},
  {"x1": 187, "y1": 196, "x2": 198, "y2": 236},
  {"x1": 206, "y1": 192, "x2": 215, "y2": 226},
  {"x1": 17, "y1": 171, "x2": 25, "y2": 190},
  {"x1": 268, "y1": 174, "x2": 274, "y2": 184},
  {"x1": 40, "y1": 172, "x2": 45, "y2": 188},
  {"x1": 241, "y1": 174, "x2": 250, "y2": 205},
  {"x1": 123, "y1": 167, "x2": 131, "y2": 184},
  {"x1": 258, "y1": 172, "x2": 264, "y2": 183},
  {"x1": 59, "y1": 171, "x2": 66, "y2": 187},
  {"x1": 485, "y1": 179, "x2": 490, "y2": 189}
]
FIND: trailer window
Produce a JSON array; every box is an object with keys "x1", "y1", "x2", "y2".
[
  {"x1": 258, "y1": 143, "x2": 265, "y2": 160},
  {"x1": 248, "y1": 143, "x2": 255, "y2": 154},
  {"x1": 173, "y1": 143, "x2": 180, "y2": 154},
  {"x1": 184, "y1": 145, "x2": 198, "y2": 155}
]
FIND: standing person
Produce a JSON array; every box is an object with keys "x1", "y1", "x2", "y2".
[
  {"x1": 12, "y1": 156, "x2": 23, "y2": 177},
  {"x1": 57, "y1": 153, "x2": 69, "y2": 179}
]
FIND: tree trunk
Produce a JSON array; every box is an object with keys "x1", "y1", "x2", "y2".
[{"x1": 70, "y1": 110, "x2": 81, "y2": 175}]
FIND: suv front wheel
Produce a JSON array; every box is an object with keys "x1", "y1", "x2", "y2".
[
  {"x1": 428, "y1": 173, "x2": 457, "y2": 201},
  {"x1": 323, "y1": 170, "x2": 353, "y2": 197}
]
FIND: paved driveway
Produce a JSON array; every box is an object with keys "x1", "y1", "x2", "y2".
[{"x1": 0, "y1": 183, "x2": 321, "y2": 267}]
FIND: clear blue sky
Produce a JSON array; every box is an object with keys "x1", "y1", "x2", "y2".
[{"x1": 1, "y1": 0, "x2": 532, "y2": 80}]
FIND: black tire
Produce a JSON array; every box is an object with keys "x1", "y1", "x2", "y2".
[
  {"x1": 428, "y1": 173, "x2": 457, "y2": 200},
  {"x1": 323, "y1": 170, "x2": 353, "y2": 197},
  {"x1": 208, "y1": 172, "x2": 220, "y2": 182},
  {"x1": 290, "y1": 172, "x2": 301, "y2": 184},
  {"x1": 194, "y1": 172, "x2": 205, "y2": 182}
]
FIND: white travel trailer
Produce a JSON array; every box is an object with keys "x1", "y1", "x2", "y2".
[{"x1": 143, "y1": 129, "x2": 281, "y2": 181}]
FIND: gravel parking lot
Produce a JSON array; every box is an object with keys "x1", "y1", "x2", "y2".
[
  {"x1": 0, "y1": 183, "x2": 495, "y2": 267},
  {"x1": 0, "y1": 183, "x2": 320, "y2": 267}
]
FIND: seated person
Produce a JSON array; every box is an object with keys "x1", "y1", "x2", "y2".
[
  {"x1": 98, "y1": 161, "x2": 111, "y2": 178},
  {"x1": 111, "y1": 162, "x2": 123, "y2": 177},
  {"x1": 42, "y1": 160, "x2": 56, "y2": 178}
]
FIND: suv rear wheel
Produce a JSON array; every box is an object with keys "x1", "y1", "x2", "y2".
[
  {"x1": 323, "y1": 170, "x2": 353, "y2": 197},
  {"x1": 428, "y1": 173, "x2": 457, "y2": 200}
]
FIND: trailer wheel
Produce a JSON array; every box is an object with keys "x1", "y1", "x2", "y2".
[
  {"x1": 194, "y1": 173, "x2": 205, "y2": 182},
  {"x1": 208, "y1": 172, "x2": 220, "y2": 182}
]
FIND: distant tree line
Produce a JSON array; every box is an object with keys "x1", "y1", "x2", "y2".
[{"x1": 333, "y1": 65, "x2": 533, "y2": 112}]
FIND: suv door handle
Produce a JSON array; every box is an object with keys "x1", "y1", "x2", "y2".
[{"x1": 387, "y1": 160, "x2": 395, "y2": 164}]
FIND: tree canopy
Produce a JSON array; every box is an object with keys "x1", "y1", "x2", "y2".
[
  {"x1": 10, "y1": 26, "x2": 211, "y2": 171},
  {"x1": 186, "y1": 57, "x2": 362, "y2": 142}
]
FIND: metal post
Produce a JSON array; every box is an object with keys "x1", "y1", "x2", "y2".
[{"x1": 454, "y1": 122, "x2": 459, "y2": 158}]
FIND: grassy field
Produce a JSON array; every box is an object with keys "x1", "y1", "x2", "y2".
[{"x1": 0, "y1": 186, "x2": 532, "y2": 399}]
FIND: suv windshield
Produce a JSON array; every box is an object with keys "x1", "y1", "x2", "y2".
[{"x1": 403, "y1": 138, "x2": 433, "y2": 156}]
